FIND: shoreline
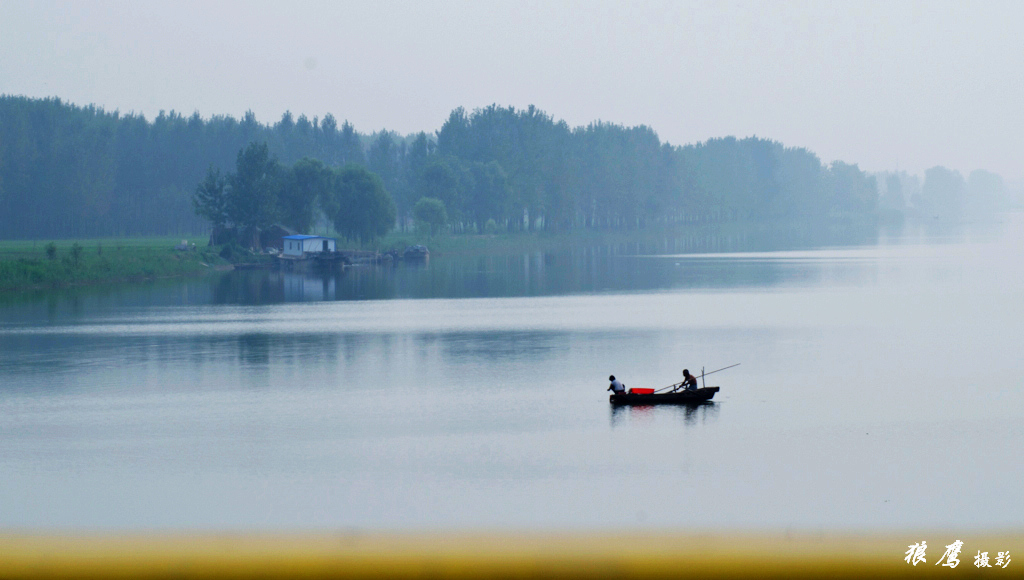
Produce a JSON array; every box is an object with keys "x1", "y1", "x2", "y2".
[
  {"x1": 0, "y1": 218, "x2": 888, "y2": 293},
  {"x1": 386, "y1": 217, "x2": 884, "y2": 258}
]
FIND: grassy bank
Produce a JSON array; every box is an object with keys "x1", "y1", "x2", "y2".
[{"x1": 0, "y1": 237, "x2": 229, "y2": 292}]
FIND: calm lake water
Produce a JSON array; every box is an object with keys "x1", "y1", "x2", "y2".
[{"x1": 1, "y1": 218, "x2": 1022, "y2": 531}]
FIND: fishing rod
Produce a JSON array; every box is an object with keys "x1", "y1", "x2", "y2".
[
  {"x1": 701, "y1": 363, "x2": 741, "y2": 377},
  {"x1": 655, "y1": 363, "x2": 740, "y2": 393}
]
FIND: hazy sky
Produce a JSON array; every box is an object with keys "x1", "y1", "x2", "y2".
[{"x1": 2, "y1": 0, "x2": 1022, "y2": 180}]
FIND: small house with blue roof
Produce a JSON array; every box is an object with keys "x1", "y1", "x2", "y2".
[{"x1": 282, "y1": 234, "x2": 336, "y2": 257}]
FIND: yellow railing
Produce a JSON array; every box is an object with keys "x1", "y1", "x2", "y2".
[{"x1": 0, "y1": 532, "x2": 1018, "y2": 579}]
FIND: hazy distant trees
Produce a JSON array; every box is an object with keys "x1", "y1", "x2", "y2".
[
  {"x1": 918, "y1": 166, "x2": 967, "y2": 217},
  {"x1": 876, "y1": 170, "x2": 921, "y2": 215},
  {"x1": 332, "y1": 119, "x2": 366, "y2": 167},
  {"x1": 0, "y1": 96, "x2": 384, "y2": 238},
  {"x1": 881, "y1": 173, "x2": 905, "y2": 212},
  {"x1": 2, "y1": 95, "x2": 1014, "y2": 242},
  {"x1": 827, "y1": 161, "x2": 877, "y2": 216},
  {"x1": 967, "y1": 169, "x2": 1009, "y2": 213},
  {"x1": 880, "y1": 166, "x2": 1012, "y2": 218},
  {"x1": 367, "y1": 132, "x2": 403, "y2": 199}
]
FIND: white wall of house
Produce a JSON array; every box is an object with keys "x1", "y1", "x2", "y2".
[
  {"x1": 283, "y1": 239, "x2": 304, "y2": 256},
  {"x1": 283, "y1": 237, "x2": 335, "y2": 257}
]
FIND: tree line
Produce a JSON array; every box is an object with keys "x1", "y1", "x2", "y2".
[
  {"x1": 0, "y1": 96, "x2": 365, "y2": 239},
  {"x1": 193, "y1": 142, "x2": 394, "y2": 247},
  {"x1": 875, "y1": 166, "x2": 1013, "y2": 219},
  {"x1": 1, "y1": 95, "x2": 1011, "y2": 242}
]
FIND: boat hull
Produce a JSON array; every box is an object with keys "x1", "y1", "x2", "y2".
[{"x1": 610, "y1": 386, "x2": 719, "y2": 405}]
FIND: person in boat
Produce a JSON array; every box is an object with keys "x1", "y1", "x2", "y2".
[
  {"x1": 607, "y1": 375, "x2": 625, "y2": 395},
  {"x1": 682, "y1": 369, "x2": 698, "y2": 391}
]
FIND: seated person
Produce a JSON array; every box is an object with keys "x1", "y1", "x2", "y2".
[
  {"x1": 682, "y1": 369, "x2": 698, "y2": 390},
  {"x1": 607, "y1": 375, "x2": 625, "y2": 395}
]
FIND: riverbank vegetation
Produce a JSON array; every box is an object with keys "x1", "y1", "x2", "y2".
[{"x1": 0, "y1": 237, "x2": 226, "y2": 291}]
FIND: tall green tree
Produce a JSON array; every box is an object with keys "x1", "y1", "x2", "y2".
[
  {"x1": 284, "y1": 157, "x2": 332, "y2": 232},
  {"x1": 413, "y1": 197, "x2": 448, "y2": 236},
  {"x1": 465, "y1": 160, "x2": 511, "y2": 226},
  {"x1": 415, "y1": 157, "x2": 469, "y2": 223},
  {"x1": 229, "y1": 142, "x2": 282, "y2": 235},
  {"x1": 329, "y1": 165, "x2": 396, "y2": 243},
  {"x1": 192, "y1": 166, "x2": 229, "y2": 227},
  {"x1": 368, "y1": 131, "x2": 406, "y2": 211}
]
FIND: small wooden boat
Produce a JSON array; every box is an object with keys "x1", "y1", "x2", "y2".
[
  {"x1": 609, "y1": 386, "x2": 719, "y2": 405},
  {"x1": 403, "y1": 245, "x2": 429, "y2": 261}
]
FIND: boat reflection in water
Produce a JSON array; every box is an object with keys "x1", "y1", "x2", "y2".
[{"x1": 610, "y1": 400, "x2": 719, "y2": 428}]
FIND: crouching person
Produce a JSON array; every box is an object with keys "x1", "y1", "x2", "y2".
[{"x1": 607, "y1": 375, "x2": 625, "y2": 395}]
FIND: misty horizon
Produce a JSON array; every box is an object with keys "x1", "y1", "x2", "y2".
[
  {"x1": 6, "y1": 92, "x2": 1017, "y2": 192},
  {"x1": 2, "y1": 1, "x2": 1022, "y2": 182}
]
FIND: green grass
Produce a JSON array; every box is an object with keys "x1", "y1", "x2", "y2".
[
  {"x1": 0, "y1": 236, "x2": 208, "y2": 259},
  {"x1": 0, "y1": 236, "x2": 226, "y2": 292}
]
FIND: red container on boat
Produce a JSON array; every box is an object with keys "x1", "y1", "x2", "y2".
[{"x1": 629, "y1": 388, "x2": 655, "y2": 395}]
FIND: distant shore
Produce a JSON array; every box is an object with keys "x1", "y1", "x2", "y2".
[
  {"x1": 0, "y1": 218, "x2": 884, "y2": 293},
  {"x1": 381, "y1": 216, "x2": 883, "y2": 258}
]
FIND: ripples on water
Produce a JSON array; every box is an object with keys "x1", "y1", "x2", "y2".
[{"x1": 0, "y1": 218, "x2": 1022, "y2": 530}]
